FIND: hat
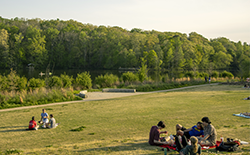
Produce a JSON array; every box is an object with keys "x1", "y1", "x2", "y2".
[{"x1": 201, "y1": 117, "x2": 211, "y2": 124}]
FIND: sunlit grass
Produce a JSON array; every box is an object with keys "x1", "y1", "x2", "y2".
[{"x1": 0, "y1": 85, "x2": 249, "y2": 154}]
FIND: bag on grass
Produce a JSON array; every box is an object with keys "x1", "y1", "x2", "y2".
[{"x1": 216, "y1": 141, "x2": 239, "y2": 152}]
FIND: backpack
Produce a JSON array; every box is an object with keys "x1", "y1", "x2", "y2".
[{"x1": 216, "y1": 141, "x2": 239, "y2": 152}]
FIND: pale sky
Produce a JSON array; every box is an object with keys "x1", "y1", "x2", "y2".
[{"x1": 1, "y1": 0, "x2": 250, "y2": 43}]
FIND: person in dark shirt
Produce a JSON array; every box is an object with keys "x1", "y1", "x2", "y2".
[{"x1": 149, "y1": 121, "x2": 171, "y2": 145}]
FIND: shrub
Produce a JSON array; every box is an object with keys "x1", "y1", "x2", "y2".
[
  {"x1": 121, "y1": 72, "x2": 138, "y2": 83},
  {"x1": 199, "y1": 72, "x2": 209, "y2": 78},
  {"x1": 60, "y1": 73, "x2": 73, "y2": 88},
  {"x1": 220, "y1": 71, "x2": 234, "y2": 78},
  {"x1": 95, "y1": 73, "x2": 119, "y2": 88},
  {"x1": 211, "y1": 71, "x2": 219, "y2": 78},
  {"x1": 184, "y1": 71, "x2": 195, "y2": 78},
  {"x1": 75, "y1": 72, "x2": 92, "y2": 89},
  {"x1": 28, "y1": 78, "x2": 45, "y2": 89},
  {"x1": 5, "y1": 69, "x2": 27, "y2": 91},
  {"x1": 48, "y1": 76, "x2": 63, "y2": 88}
]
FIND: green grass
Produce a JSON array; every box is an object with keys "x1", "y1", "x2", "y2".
[{"x1": 0, "y1": 85, "x2": 249, "y2": 154}]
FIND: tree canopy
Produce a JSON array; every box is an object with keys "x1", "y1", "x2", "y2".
[{"x1": 0, "y1": 17, "x2": 249, "y2": 77}]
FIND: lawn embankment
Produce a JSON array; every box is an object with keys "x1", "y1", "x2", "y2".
[{"x1": 0, "y1": 85, "x2": 249, "y2": 154}]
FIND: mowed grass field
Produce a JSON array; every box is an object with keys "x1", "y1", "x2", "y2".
[{"x1": 0, "y1": 85, "x2": 249, "y2": 155}]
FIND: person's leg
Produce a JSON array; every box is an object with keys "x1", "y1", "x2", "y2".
[
  {"x1": 175, "y1": 136, "x2": 183, "y2": 151},
  {"x1": 181, "y1": 135, "x2": 188, "y2": 148}
]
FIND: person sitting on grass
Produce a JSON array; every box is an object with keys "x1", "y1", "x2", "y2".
[
  {"x1": 45, "y1": 114, "x2": 59, "y2": 129},
  {"x1": 198, "y1": 117, "x2": 217, "y2": 146},
  {"x1": 39, "y1": 109, "x2": 49, "y2": 128},
  {"x1": 149, "y1": 121, "x2": 172, "y2": 146},
  {"x1": 176, "y1": 136, "x2": 201, "y2": 155},
  {"x1": 176, "y1": 122, "x2": 204, "y2": 139},
  {"x1": 29, "y1": 116, "x2": 39, "y2": 130}
]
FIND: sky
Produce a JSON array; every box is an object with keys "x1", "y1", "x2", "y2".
[{"x1": 1, "y1": 0, "x2": 250, "y2": 43}]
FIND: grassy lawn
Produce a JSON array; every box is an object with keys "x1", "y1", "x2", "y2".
[{"x1": 0, "y1": 85, "x2": 249, "y2": 154}]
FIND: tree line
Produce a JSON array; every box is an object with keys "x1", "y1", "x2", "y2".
[{"x1": 0, "y1": 17, "x2": 249, "y2": 78}]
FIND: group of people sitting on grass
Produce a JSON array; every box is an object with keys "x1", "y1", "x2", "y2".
[
  {"x1": 28, "y1": 109, "x2": 59, "y2": 130},
  {"x1": 149, "y1": 117, "x2": 217, "y2": 155}
]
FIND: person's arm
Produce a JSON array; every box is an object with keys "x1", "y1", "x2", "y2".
[
  {"x1": 183, "y1": 127, "x2": 192, "y2": 132},
  {"x1": 200, "y1": 134, "x2": 210, "y2": 141},
  {"x1": 160, "y1": 131, "x2": 168, "y2": 134}
]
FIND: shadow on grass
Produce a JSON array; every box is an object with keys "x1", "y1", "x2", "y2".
[
  {"x1": 0, "y1": 126, "x2": 27, "y2": 129},
  {"x1": 0, "y1": 128, "x2": 27, "y2": 132},
  {"x1": 75, "y1": 142, "x2": 171, "y2": 155}
]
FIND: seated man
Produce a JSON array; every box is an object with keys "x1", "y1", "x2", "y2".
[
  {"x1": 39, "y1": 109, "x2": 49, "y2": 128},
  {"x1": 198, "y1": 117, "x2": 217, "y2": 146},
  {"x1": 46, "y1": 114, "x2": 59, "y2": 129},
  {"x1": 29, "y1": 116, "x2": 39, "y2": 130},
  {"x1": 176, "y1": 122, "x2": 204, "y2": 139},
  {"x1": 149, "y1": 121, "x2": 172, "y2": 146}
]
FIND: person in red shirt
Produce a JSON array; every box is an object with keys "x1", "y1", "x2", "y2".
[{"x1": 29, "y1": 116, "x2": 39, "y2": 130}]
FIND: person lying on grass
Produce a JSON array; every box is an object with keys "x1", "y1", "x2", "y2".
[
  {"x1": 39, "y1": 109, "x2": 49, "y2": 128},
  {"x1": 176, "y1": 136, "x2": 201, "y2": 155},
  {"x1": 149, "y1": 121, "x2": 172, "y2": 145},
  {"x1": 176, "y1": 122, "x2": 204, "y2": 139},
  {"x1": 29, "y1": 116, "x2": 39, "y2": 130},
  {"x1": 45, "y1": 114, "x2": 59, "y2": 129},
  {"x1": 198, "y1": 117, "x2": 217, "y2": 146},
  {"x1": 241, "y1": 112, "x2": 250, "y2": 116},
  {"x1": 243, "y1": 96, "x2": 250, "y2": 100}
]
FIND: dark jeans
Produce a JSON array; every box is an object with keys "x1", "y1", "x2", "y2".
[{"x1": 175, "y1": 135, "x2": 188, "y2": 152}]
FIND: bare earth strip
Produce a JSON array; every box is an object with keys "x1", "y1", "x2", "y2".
[{"x1": 0, "y1": 83, "x2": 218, "y2": 112}]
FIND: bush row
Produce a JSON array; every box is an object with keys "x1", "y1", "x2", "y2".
[
  {"x1": 0, "y1": 70, "x2": 236, "y2": 92},
  {"x1": 0, "y1": 88, "x2": 82, "y2": 109},
  {"x1": 0, "y1": 71, "x2": 92, "y2": 92}
]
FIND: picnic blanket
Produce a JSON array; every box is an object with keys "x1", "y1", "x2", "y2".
[
  {"x1": 233, "y1": 113, "x2": 250, "y2": 119},
  {"x1": 160, "y1": 141, "x2": 222, "y2": 151}
]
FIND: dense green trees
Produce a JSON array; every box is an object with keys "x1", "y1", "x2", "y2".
[{"x1": 0, "y1": 17, "x2": 249, "y2": 78}]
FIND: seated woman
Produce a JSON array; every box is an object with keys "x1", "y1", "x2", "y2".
[
  {"x1": 175, "y1": 136, "x2": 201, "y2": 155},
  {"x1": 176, "y1": 122, "x2": 204, "y2": 139},
  {"x1": 29, "y1": 116, "x2": 39, "y2": 130},
  {"x1": 45, "y1": 114, "x2": 59, "y2": 129}
]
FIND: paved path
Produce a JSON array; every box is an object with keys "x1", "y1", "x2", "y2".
[{"x1": 0, "y1": 83, "x2": 218, "y2": 112}]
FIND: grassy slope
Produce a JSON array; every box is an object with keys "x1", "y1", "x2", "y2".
[{"x1": 0, "y1": 85, "x2": 249, "y2": 154}]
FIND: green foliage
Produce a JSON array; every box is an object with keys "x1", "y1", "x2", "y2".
[
  {"x1": 184, "y1": 71, "x2": 195, "y2": 78},
  {"x1": 199, "y1": 72, "x2": 209, "y2": 78},
  {"x1": 27, "y1": 78, "x2": 45, "y2": 89},
  {"x1": 60, "y1": 73, "x2": 73, "y2": 88},
  {"x1": 0, "y1": 17, "x2": 249, "y2": 78},
  {"x1": 75, "y1": 72, "x2": 92, "y2": 89},
  {"x1": 48, "y1": 76, "x2": 63, "y2": 88},
  {"x1": 95, "y1": 73, "x2": 119, "y2": 88},
  {"x1": 5, "y1": 149, "x2": 23, "y2": 154},
  {"x1": 127, "y1": 80, "x2": 206, "y2": 92},
  {"x1": 137, "y1": 58, "x2": 148, "y2": 82},
  {"x1": 220, "y1": 71, "x2": 234, "y2": 78},
  {"x1": 0, "y1": 88, "x2": 81, "y2": 109},
  {"x1": 71, "y1": 126, "x2": 86, "y2": 132},
  {"x1": 121, "y1": 72, "x2": 138, "y2": 83},
  {"x1": 211, "y1": 71, "x2": 219, "y2": 78}
]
